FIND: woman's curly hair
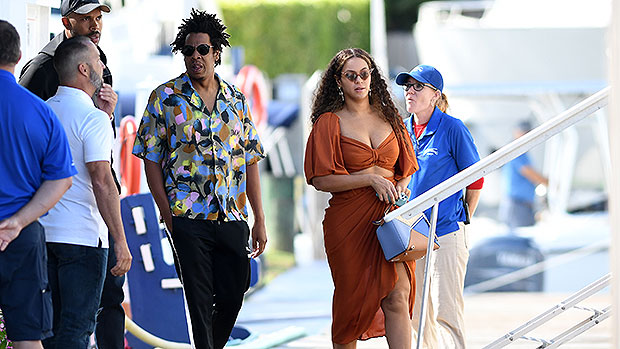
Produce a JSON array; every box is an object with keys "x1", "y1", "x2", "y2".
[
  {"x1": 170, "y1": 8, "x2": 230, "y2": 66},
  {"x1": 310, "y1": 48, "x2": 407, "y2": 146}
]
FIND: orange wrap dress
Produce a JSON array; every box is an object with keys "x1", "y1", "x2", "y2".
[{"x1": 304, "y1": 112, "x2": 419, "y2": 344}]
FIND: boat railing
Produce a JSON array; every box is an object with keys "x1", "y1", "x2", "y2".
[{"x1": 385, "y1": 86, "x2": 609, "y2": 223}]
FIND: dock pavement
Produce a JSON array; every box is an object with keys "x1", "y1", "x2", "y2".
[{"x1": 236, "y1": 260, "x2": 611, "y2": 348}]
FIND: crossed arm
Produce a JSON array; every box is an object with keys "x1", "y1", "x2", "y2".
[{"x1": 0, "y1": 177, "x2": 72, "y2": 251}]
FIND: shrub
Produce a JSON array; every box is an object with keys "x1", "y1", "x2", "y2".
[
  {"x1": 219, "y1": 0, "x2": 370, "y2": 78},
  {"x1": 0, "y1": 310, "x2": 12, "y2": 349}
]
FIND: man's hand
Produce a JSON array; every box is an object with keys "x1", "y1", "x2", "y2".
[
  {"x1": 161, "y1": 210, "x2": 173, "y2": 234},
  {"x1": 250, "y1": 220, "x2": 267, "y2": 258},
  {"x1": 96, "y1": 83, "x2": 118, "y2": 117},
  {"x1": 110, "y1": 239, "x2": 132, "y2": 276},
  {"x1": 0, "y1": 217, "x2": 23, "y2": 252}
]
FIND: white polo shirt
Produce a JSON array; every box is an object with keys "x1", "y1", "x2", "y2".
[{"x1": 40, "y1": 86, "x2": 113, "y2": 248}]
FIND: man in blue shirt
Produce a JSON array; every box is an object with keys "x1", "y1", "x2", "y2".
[
  {"x1": 0, "y1": 20, "x2": 76, "y2": 349},
  {"x1": 19, "y1": 2, "x2": 128, "y2": 346},
  {"x1": 499, "y1": 121, "x2": 548, "y2": 228}
]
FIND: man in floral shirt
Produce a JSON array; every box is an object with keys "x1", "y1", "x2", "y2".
[{"x1": 132, "y1": 9, "x2": 267, "y2": 349}]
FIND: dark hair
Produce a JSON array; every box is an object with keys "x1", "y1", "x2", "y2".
[
  {"x1": 0, "y1": 20, "x2": 20, "y2": 66},
  {"x1": 170, "y1": 8, "x2": 230, "y2": 66},
  {"x1": 517, "y1": 120, "x2": 533, "y2": 132},
  {"x1": 53, "y1": 36, "x2": 93, "y2": 83},
  {"x1": 311, "y1": 48, "x2": 408, "y2": 146}
]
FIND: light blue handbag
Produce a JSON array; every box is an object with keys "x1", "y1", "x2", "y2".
[{"x1": 375, "y1": 209, "x2": 439, "y2": 262}]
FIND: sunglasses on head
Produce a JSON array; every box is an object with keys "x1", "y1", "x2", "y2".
[
  {"x1": 403, "y1": 81, "x2": 438, "y2": 92},
  {"x1": 341, "y1": 69, "x2": 373, "y2": 82},
  {"x1": 181, "y1": 43, "x2": 213, "y2": 57}
]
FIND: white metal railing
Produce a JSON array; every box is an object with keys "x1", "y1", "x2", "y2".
[
  {"x1": 483, "y1": 274, "x2": 611, "y2": 349},
  {"x1": 385, "y1": 86, "x2": 610, "y2": 223}
]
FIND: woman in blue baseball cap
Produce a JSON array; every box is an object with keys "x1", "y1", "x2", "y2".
[{"x1": 396, "y1": 64, "x2": 484, "y2": 348}]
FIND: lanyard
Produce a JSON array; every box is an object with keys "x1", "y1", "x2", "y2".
[
  {"x1": 411, "y1": 132, "x2": 420, "y2": 156},
  {"x1": 407, "y1": 117, "x2": 423, "y2": 156}
]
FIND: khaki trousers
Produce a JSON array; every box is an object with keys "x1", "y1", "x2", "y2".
[{"x1": 412, "y1": 224, "x2": 469, "y2": 348}]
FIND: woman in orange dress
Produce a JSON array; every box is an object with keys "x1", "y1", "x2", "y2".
[{"x1": 304, "y1": 48, "x2": 419, "y2": 348}]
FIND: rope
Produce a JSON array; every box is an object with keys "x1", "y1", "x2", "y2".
[{"x1": 124, "y1": 316, "x2": 191, "y2": 348}]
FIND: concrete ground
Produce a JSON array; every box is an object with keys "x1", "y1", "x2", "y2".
[{"x1": 236, "y1": 260, "x2": 611, "y2": 349}]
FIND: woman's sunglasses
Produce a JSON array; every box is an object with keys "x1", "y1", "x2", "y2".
[
  {"x1": 341, "y1": 69, "x2": 373, "y2": 82},
  {"x1": 181, "y1": 44, "x2": 213, "y2": 57},
  {"x1": 403, "y1": 82, "x2": 438, "y2": 92}
]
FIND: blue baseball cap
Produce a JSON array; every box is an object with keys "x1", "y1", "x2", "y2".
[{"x1": 396, "y1": 64, "x2": 444, "y2": 92}]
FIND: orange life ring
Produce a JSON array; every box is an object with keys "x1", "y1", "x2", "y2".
[
  {"x1": 119, "y1": 116, "x2": 141, "y2": 197},
  {"x1": 235, "y1": 65, "x2": 268, "y2": 128}
]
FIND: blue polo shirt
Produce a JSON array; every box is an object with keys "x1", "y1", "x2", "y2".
[
  {"x1": 503, "y1": 153, "x2": 536, "y2": 203},
  {"x1": 0, "y1": 69, "x2": 76, "y2": 220},
  {"x1": 405, "y1": 107, "x2": 480, "y2": 236}
]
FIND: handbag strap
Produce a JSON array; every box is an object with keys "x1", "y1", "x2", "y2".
[{"x1": 372, "y1": 205, "x2": 394, "y2": 226}]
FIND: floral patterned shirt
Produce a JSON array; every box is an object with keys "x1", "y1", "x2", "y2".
[{"x1": 133, "y1": 73, "x2": 265, "y2": 221}]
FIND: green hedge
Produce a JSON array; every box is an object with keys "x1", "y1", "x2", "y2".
[
  {"x1": 385, "y1": 0, "x2": 430, "y2": 31},
  {"x1": 219, "y1": 0, "x2": 370, "y2": 78}
]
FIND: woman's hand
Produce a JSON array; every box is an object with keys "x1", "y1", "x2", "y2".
[
  {"x1": 369, "y1": 174, "x2": 398, "y2": 204},
  {"x1": 395, "y1": 178, "x2": 411, "y2": 200}
]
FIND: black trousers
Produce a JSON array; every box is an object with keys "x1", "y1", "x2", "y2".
[
  {"x1": 95, "y1": 236, "x2": 126, "y2": 349},
  {"x1": 170, "y1": 217, "x2": 251, "y2": 349}
]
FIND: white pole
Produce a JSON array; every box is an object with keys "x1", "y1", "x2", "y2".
[
  {"x1": 609, "y1": 0, "x2": 620, "y2": 346},
  {"x1": 416, "y1": 203, "x2": 439, "y2": 348},
  {"x1": 370, "y1": 0, "x2": 388, "y2": 75},
  {"x1": 1, "y1": 0, "x2": 54, "y2": 75}
]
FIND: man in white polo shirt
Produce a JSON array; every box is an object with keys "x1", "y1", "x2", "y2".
[{"x1": 39, "y1": 36, "x2": 131, "y2": 348}]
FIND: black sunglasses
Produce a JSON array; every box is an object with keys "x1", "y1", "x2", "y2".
[
  {"x1": 403, "y1": 81, "x2": 437, "y2": 92},
  {"x1": 341, "y1": 69, "x2": 373, "y2": 82},
  {"x1": 181, "y1": 44, "x2": 213, "y2": 57}
]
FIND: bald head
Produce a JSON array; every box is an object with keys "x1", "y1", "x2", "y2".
[
  {"x1": 53, "y1": 35, "x2": 95, "y2": 84},
  {"x1": 53, "y1": 36, "x2": 104, "y2": 97}
]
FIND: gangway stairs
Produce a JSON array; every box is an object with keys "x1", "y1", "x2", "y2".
[
  {"x1": 384, "y1": 87, "x2": 611, "y2": 349},
  {"x1": 483, "y1": 274, "x2": 611, "y2": 348}
]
